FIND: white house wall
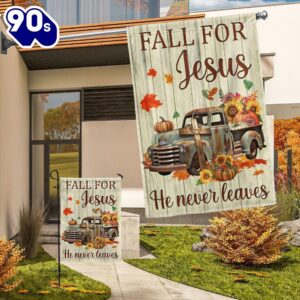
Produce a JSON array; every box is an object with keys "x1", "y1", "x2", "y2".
[
  {"x1": 0, "y1": 20, "x2": 29, "y2": 238},
  {"x1": 191, "y1": 3, "x2": 300, "y2": 105}
]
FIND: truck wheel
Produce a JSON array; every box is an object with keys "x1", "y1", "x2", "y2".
[
  {"x1": 82, "y1": 235, "x2": 91, "y2": 245},
  {"x1": 187, "y1": 153, "x2": 201, "y2": 176},
  {"x1": 246, "y1": 140, "x2": 258, "y2": 159},
  {"x1": 159, "y1": 172, "x2": 171, "y2": 176},
  {"x1": 109, "y1": 232, "x2": 117, "y2": 241}
]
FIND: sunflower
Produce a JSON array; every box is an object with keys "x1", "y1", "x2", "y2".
[
  {"x1": 95, "y1": 236, "x2": 102, "y2": 243},
  {"x1": 215, "y1": 154, "x2": 227, "y2": 167},
  {"x1": 225, "y1": 155, "x2": 234, "y2": 166},
  {"x1": 87, "y1": 242, "x2": 94, "y2": 249},
  {"x1": 246, "y1": 99, "x2": 261, "y2": 114},
  {"x1": 199, "y1": 169, "x2": 213, "y2": 184},
  {"x1": 224, "y1": 99, "x2": 243, "y2": 122}
]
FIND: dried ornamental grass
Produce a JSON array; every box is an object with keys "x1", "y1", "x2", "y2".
[
  {"x1": 0, "y1": 239, "x2": 24, "y2": 292},
  {"x1": 18, "y1": 205, "x2": 45, "y2": 258},
  {"x1": 205, "y1": 208, "x2": 291, "y2": 265}
]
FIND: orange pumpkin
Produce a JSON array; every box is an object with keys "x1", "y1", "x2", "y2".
[
  {"x1": 233, "y1": 111, "x2": 260, "y2": 127},
  {"x1": 68, "y1": 218, "x2": 77, "y2": 226},
  {"x1": 154, "y1": 117, "x2": 174, "y2": 133},
  {"x1": 214, "y1": 167, "x2": 237, "y2": 181}
]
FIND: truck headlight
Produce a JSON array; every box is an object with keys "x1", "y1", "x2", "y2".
[{"x1": 179, "y1": 145, "x2": 185, "y2": 153}]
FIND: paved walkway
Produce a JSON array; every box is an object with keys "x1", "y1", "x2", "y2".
[{"x1": 43, "y1": 244, "x2": 234, "y2": 300}]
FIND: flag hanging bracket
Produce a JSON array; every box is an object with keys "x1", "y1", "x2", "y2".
[{"x1": 256, "y1": 10, "x2": 268, "y2": 20}]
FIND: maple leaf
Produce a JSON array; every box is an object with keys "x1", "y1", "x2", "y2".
[
  {"x1": 140, "y1": 93, "x2": 162, "y2": 112},
  {"x1": 253, "y1": 159, "x2": 267, "y2": 165},
  {"x1": 207, "y1": 87, "x2": 218, "y2": 100},
  {"x1": 172, "y1": 169, "x2": 190, "y2": 181},
  {"x1": 164, "y1": 74, "x2": 173, "y2": 84},
  {"x1": 253, "y1": 169, "x2": 264, "y2": 176},
  {"x1": 63, "y1": 207, "x2": 73, "y2": 216},
  {"x1": 67, "y1": 196, "x2": 72, "y2": 201},
  {"x1": 147, "y1": 68, "x2": 157, "y2": 77},
  {"x1": 75, "y1": 200, "x2": 80, "y2": 205}
]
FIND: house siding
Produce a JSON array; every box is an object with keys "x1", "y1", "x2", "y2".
[{"x1": 0, "y1": 20, "x2": 29, "y2": 238}]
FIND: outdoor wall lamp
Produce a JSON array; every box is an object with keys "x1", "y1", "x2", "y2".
[{"x1": 1, "y1": 31, "x2": 17, "y2": 54}]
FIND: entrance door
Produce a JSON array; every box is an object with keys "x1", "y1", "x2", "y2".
[{"x1": 31, "y1": 92, "x2": 81, "y2": 223}]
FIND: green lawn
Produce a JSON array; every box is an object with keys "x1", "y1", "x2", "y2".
[
  {"x1": 0, "y1": 247, "x2": 111, "y2": 300},
  {"x1": 127, "y1": 226, "x2": 300, "y2": 300},
  {"x1": 50, "y1": 151, "x2": 79, "y2": 197}
]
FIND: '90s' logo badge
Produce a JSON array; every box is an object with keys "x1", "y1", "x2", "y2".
[{"x1": 4, "y1": 6, "x2": 59, "y2": 49}]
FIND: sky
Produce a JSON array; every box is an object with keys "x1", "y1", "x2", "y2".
[{"x1": 189, "y1": 0, "x2": 300, "y2": 11}]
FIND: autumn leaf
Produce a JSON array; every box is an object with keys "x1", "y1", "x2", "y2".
[
  {"x1": 253, "y1": 169, "x2": 264, "y2": 176},
  {"x1": 243, "y1": 79, "x2": 254, "y2": 91},
  {"x1": 164, "y1": 74, "x2": 173, "y2": 84},
  {"x1": 191, "y1": 265, "x2": 204, "y2": 272},
  {"x1": 75, "y1": 200, "x2": 80, "y2": 205},
  {"x1": 140, "y1": 93, "x2": 162, "y2": 112},
  {"x1": 143, "y1": 153, "x2": 152, "y2": 169},
  {"x1": 172, "y1": 169, "x2": 190, "y2": 181},
  {"x1": 173, "y1": 111, "x2": 180, "y2": 119},
  {"x1": 67, "y1": 196, "x2": 72, "y2": 201},
  {"x1": 147, "y1": 68, "x2": 157, "y2": 77},
  {"x1": 37, "y1": 290, "x2": 51, "y2": 295},
  {"x1": 18, "y1": 290, "x2": 29, "y2": 294},
  {"x1": 207, "y1": 87, "x2": 218, "y2": 100},
  {"x1": 253, "y1": 158, "x2": 267, "y2": 165},
  {"x1": 74, "y1": 241, "x2": 82, "y2": 247},
  {"x1": 63, "y1": 207, "x2": 73, "y2": 216}
]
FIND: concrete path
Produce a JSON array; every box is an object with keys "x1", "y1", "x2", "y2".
[{"x1": 43, "y1": 244, "x2": 234, "y2": 300}]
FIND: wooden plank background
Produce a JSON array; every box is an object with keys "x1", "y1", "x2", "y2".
[{"x1": 128, "y1": 14, "x2": 276, "y2": 218}]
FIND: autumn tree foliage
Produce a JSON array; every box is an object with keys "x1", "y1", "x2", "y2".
[
  {"x1": 205, "y1": 208, "x2": 290, "y2": 265},
  {"x1": 0, "y1": 239, "x2": 24, "y2": 292}
]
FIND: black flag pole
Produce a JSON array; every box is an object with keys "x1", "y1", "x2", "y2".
[{"x1": 50, "y1": 169, "x2": 61, "y2": 287}]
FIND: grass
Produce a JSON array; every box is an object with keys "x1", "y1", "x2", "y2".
[
  {"x1": 50, "y1": 152, "x2": 79, "y2": 196},
  {"x1": 0, "y1": 247, "x2": 111, "y2": 300},
  {"x1": 127, "y1": 226, "x2": 300, "y2": 300}
]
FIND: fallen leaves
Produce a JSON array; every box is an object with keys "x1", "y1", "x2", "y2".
[
  {"x1": 164, "y1": 73, "x2": 173, "y2": 84},
  {"x1": 172, "y1": 169, "x2": 190, "y2": 181},
  {"x1": 140, "y1": 93, "x2": 162, "y2": 112},
  {"x1": 147, "y1": 68, "x2": 157, "y2": 77},
  {"x1": 173, "y1": 111, "x2": 180, "y2": 119},
  {"x1": 143, "y1": 229, "x2": 159, "y2": 236},
  {"x1": 191, "y1": 265, "x2": 204, "y2": 272},
  {"x1": 63, "y1": 207, "x2": 73, "y2": 216},
  {"x1": 17, "y1": 290, "x2": 29, "y2": 294},
  {"x1": 37, "y1": 290, "x2": 51, "y2": 295},
  {"x1": 143, "y1": 153, "x2": 152, "y2": 169}
]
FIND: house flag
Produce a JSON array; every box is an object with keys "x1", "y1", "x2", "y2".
[
  {"x1": 127, "y1": 14, "x2": 276, "y2": 218},
  {"x1": 60, "y1": 178, "x2": 121, "y2": 261}
]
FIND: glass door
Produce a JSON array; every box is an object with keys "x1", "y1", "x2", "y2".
[{"x1": 31, "y1": 92, "x2": 81, "y2": 223}]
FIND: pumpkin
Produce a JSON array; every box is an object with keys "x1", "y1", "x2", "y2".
[
  {"x1": 68, "y1": 218, "x2": 77, "y2": 226},
  {"x1": 214, "y1": 167, "x2": 237, "y2": 182},
  {"x1": 154, "y1": 117, "x2": 174, "y2": 133},
  {"x1": 233, "y1": 111, "x2": 260, "y2": 127}
]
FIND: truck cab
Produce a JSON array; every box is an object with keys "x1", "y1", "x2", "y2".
[{"x1": 147, "y1": 107, "x2": 265, "y2": 176}]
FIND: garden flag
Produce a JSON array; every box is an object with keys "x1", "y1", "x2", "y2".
[
  {"x1": 60, "y1": 178, "x2": 121, "y2": 261},
  {"x1": 127, "y1": 14, "x2": 276, "y2": 218}
]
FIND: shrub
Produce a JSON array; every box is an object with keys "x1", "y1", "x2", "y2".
[
  {"x1": 0, "y1": 238, "x2": 24, "y2": 292},
  {"x1": 205, "y1": 208, "x2": 291, "y2": 265},
  {"x1": 275, "y1": 189, "x2": 300, "y2": 222},
  {"x1": 18, "y1": 205, "x2": 45, "y2": 259}
]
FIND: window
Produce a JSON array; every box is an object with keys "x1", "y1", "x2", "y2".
[
  {"x1": 210, "y1": 112, "x2": 225, "y2": 126},
  {"x1": 31, "y1": 92, "x2": 81, "y2": 223},
  {"x1": 83, "y1": 85, "x2": 135, "y2": 121},
  {"x1": 31, "y1": 92, "x2": 80, "y2": 140}
]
